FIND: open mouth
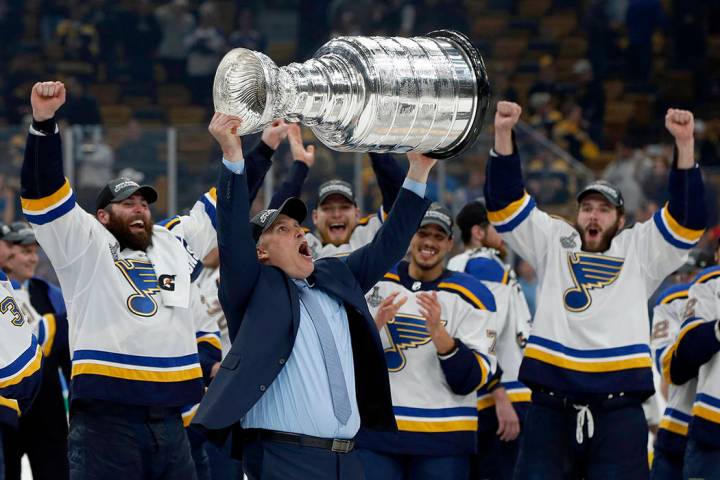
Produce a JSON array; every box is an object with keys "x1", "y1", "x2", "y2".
[
  {"x1": 586, "y1": 226, "x2": 600, "y2": 240},
  {"x1": 328, "y1": 223, "x2": 347, "y2": 235},
  {"x1": 298, "y1": 241, "x2": 312, "y2": 259},
  {"x1": 129, "y1": 220, "x2": 145, "y2": 232}
]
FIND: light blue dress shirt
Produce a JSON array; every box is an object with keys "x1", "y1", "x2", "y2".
[{"x1": 242, "y1": 279, "x2": 361, "y2": 438}]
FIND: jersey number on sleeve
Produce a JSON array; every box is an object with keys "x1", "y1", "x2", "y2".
[{"x1": 1, "y1": 296, "x2": 25, "y2": 327}]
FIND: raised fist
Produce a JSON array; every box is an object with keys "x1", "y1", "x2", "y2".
[
  {"x1": 31, "y1": 81, "x2": 66, "y2": 122},
  {"x1": 665, "y1": 108, "x2": 694, "y2": 144},
  {"x1": 495, "y1": 101, "x2": 522, "y2": 133}
]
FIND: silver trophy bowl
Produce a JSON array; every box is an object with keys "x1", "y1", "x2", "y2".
[{"x1": 213, "y1": 30, "x2": 490, "y2": 159}]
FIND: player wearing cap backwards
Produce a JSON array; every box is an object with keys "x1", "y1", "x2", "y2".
[
  {"x1": 18, "y1": 81, "x2": 284, "y2": 479},
  {"x1": 484, "y1": 101, "x2": 706, "y2": 479},
  {"x1": 355, "y1": 203, "x2": 497, "y2": 479},
  {"x1": 1, "y1": 223, "x2": 70, "y2": 480},
  {"x1": 447, "y1": 199, "x2": 532, "y2": 480},
  {"x1": 662, "y1": 240, "x2": 720, "y2": 479}
]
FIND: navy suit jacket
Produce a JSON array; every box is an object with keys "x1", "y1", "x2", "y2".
[{"x1": 192, "y1": 165, "x2": 431, "y2": 442}]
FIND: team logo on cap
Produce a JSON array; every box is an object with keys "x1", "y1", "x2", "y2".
[
  {"x1": 113, "y1": 180, "x2": 139, "y2": 193},
  {"x1": 259, "y1": 209, "x2": 277, "y2": 224},
  {"x1": 563, "y1": 252, "x2": 624, "y2": 312},
  {"x1": 319, "y1": 183, "x2": 353, "y2": 198}
]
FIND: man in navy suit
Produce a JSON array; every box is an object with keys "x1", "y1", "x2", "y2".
[{"x1": 192, "y1": 113, "x2": 435, "y2": 479}]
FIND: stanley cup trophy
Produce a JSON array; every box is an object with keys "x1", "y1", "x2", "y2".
[{"x1": 213, "y1": 30, "x2": 490, "y2": 159}]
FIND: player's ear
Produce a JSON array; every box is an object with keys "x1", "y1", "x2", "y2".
[{"x1": 96, "y1": 208, "x2": 109, "y2": 225}]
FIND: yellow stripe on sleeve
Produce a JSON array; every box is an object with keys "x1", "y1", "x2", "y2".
[{"x1": 21, "y1": 179, "x2": 72, "y2": 212}]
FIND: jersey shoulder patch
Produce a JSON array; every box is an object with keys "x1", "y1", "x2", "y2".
[{"x1": 439, "y1": 271, "x2": 497, "y2": 312}]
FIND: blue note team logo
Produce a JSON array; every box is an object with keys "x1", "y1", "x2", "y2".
[
  {"x1": 563, "y1": 252, "x2": 624, "y2": 312},
  {"x1": 115, "y1": 259, "x2": 161, "y2": 317},
  {"x1": 384, "y1": 313, "x2": 445, "y2": 372}
]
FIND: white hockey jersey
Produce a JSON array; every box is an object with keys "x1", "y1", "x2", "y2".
[
  {"x1": 0, "y1": 271, "x2": 43, "y2": 426},
  {"x1": 356, "y1": 261, "x2": 497, "y2": 456},
  {"x1": 22, "y1": 176, "x2": 217, "y2": 407},
  {"x1": 651, "y1": 282, "x2": 696, "y2": 455},
  {"x1": 196, "y1": 266, "x2": 230, "y2": 355},
  {"x1": 488, "y1": 204, "x2": 701, "y2": 396},
  {"x1": 306, "y1": 210, "x2": 384, "y2": 259},
  {"x1": 672, "y1": 266, "x2": 720, "y2": 447},
  {"x1": 448, "y1": 248, "x2": 532, "y2": 424}
]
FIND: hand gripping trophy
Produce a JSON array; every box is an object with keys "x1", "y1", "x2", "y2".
[{"x1": 213, "y1": 30, "x2": 490, "y2": 159}]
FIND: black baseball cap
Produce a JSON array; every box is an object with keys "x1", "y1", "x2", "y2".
[
  {"x1": 420, "y1": 203, "x2": 454, "y2": 236},
  {"x1": 250, "y1": 197, "x2": 308, "y2": 243},
  {"x1": 95, "y1": 177, "x2": 158, "y2": 211},
  {"x1": 577, "y1": 180, "x2": 624, "y2": 208},
  {"x1": 317, "y1": 180, "x2": 355, "y2": 206}
]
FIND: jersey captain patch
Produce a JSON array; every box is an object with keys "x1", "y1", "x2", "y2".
[
  {"x1": 115, "y1": 259, "x2": 161, "y2": 317},
  {"x1": 383, "y1": 313, "x2": 445, "y2": 372},
  {"x1": 563, "y1": 252, "x2": 624, "y2": 312}
]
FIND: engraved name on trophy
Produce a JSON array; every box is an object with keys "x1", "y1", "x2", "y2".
[{"x1": 213, "y1": 30, "x2": 489, "y2": 159}]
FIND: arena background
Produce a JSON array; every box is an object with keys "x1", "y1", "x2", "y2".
[{"x1": 1, "y1": 0, "x2": 719, "y2": 476}]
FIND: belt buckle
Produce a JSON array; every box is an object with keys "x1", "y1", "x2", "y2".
[{"x1": 331, "y1": 439, "x2": 353, "y2": 454}]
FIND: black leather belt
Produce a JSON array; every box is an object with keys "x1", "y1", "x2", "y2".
[{"x1": 245, "y1": 429, "x2": 355, "y2": 454}]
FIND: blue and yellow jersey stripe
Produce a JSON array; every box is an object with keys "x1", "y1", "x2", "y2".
[
  {"x1": 21, "y1": 178, "x2": 76, "y2": 225},
  {"x1": 71, "y1": 350, "x2": 202, "y2": 383},
  {"x1": 693, "y1": 393, "x2": 720, "y2": 425},
  {"x1": 653, "y1": 205, "x2": 704, "y2": 250},
  {"x1": 393, "y1": 405, "x2": 478, "y2": 433},
  {"x1": 487, "y1": 191, "x2": 536, "y2": 233},
  {"x1": 37, "y1": 314, "x2": 57, "y2": 357},
  {"x1": 524, "y1": 336, "x2": 652, "y2": 373},
  {"x1": 0, "y1": 336, "x2": 43, "y2": 389},
  {"x1": 477, "y1": 381, "x2": 532, "y2": 411},
  {"x1": 196, "y1": 331, "x2": 222, "y2": 351},
  {"x1": 658, "y1": 407, "x2": 691, "y2": 436},
  {"x1": 199, "y1": 187, "x2": 218, "y2": 228},
  {"x1": 693, "y1": 266, "x2": 720, "y2": 285}
]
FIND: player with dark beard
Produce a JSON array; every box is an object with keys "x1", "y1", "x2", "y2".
[{"x1": 574, "y1": 179, "x2": 626, "y2": 253}]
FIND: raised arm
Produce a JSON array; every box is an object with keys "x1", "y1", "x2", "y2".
[
  {"x1": 634, "y1": 109, "x2": 707, "y2": 284},
  {"x1": 369, "y1": 152, "x2": 404, "y2": 215},
  {"x1": 210, "y1": 114, "x2": 262, "y2": 340},
  {"x1": 344, "y1": 152, "x2": 434, "y2": 293},
  {"x1": 269, "y1": 123, "x2": 314, "y2": 209},
  {"x1": 483, "y1": 101, "x2": 558, "y2": 273}
]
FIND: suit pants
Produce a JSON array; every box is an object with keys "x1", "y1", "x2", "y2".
[{"x1": 242, "y1": 435, "x2": 365, "y2": 480}]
